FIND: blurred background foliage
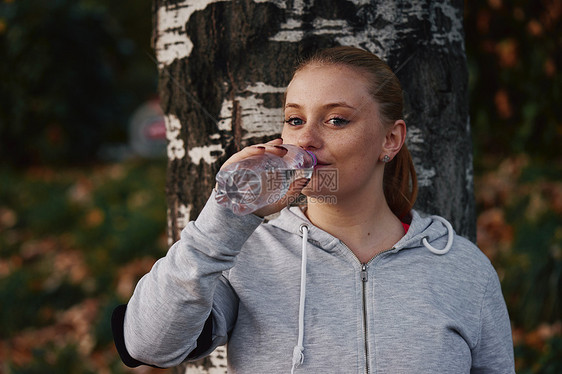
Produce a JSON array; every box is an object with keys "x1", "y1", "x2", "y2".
[
  {"x1": 0, "y1": 0, "x2": 560, "y2": 373},
  {"x1": 466, "y1": 0, "x2": 561, "y2": 168},
  {"x1": 465, "y1": 0, "x2": 562, "y2": 372},
  {"x1": 0, "y1": 0, "x2": 157, "y2": 165}
]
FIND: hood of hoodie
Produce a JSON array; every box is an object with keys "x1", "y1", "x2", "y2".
[{"x1": 267, "y1": 206, "x2": 454, "y2": 256}]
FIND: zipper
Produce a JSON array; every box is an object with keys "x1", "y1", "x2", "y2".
[
  {"x1": 340, "y1": 241, "x2": 396, "y2": 374},
  {"x1": 361, "y1": 263, "x2": 370, "y2": 374}
]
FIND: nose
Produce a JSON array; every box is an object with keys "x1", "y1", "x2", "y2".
[{"x1": 296, "y1": 123, "x2": 322, "y2": 150}]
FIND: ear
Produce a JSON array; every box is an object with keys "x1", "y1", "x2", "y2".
[{"x1": 381, "y1": 119, "x2": 406, "y2": 161}]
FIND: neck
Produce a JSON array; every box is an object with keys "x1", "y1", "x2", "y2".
[{"x1": 305, "y1": 190, "x2": 404, "y2": 263}]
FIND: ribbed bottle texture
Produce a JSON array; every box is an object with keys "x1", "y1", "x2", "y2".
[{"x1": 215, "y1": 145, "x2": 317, "y2": 215}]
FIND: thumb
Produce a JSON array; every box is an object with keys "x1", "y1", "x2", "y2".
[
  {"x1": 278, "y1": 177, "x2": 310, "y2": 206},
  {"x1": 252, "y1": 177, "x2": 310, "y2": 218}
]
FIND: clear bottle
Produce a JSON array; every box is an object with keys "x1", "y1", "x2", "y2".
[{"x1": 215, "y1": 144, "x2": 317, "y2": 215}]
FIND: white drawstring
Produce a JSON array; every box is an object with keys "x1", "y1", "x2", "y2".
[
  {"x1": 421, "y1": 215, "x2": 454, "y2": 255},
  {"x1": 291, "y1": 224, "x2": 309, "y2": 373}
]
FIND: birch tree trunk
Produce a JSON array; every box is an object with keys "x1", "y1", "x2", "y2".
[{"x1": 152, "y1": 0, "x2": 473, "y2": 372}]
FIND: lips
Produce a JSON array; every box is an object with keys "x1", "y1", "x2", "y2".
[{"x1": 314, "y1": 161, "x2": 331, "y2": 169}]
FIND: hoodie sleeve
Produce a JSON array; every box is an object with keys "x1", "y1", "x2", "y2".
[
  {"x1": 118, "y1": 191, "x2": 263, "y2": 368},
  {"x1": 470, "y1": 269, "x2": 515, "y2": 373}
]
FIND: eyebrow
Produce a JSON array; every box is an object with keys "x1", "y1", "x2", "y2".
[{"x1": 284, "y1": 102, "x2": 358, "y2": 110}]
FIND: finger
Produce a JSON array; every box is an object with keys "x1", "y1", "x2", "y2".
[
  {"x1": 259, "y1": 138, "x2": 287, "y2": 156},
  {"x1": 219, "y1": 144, "x2": 267, "y2": 170},
  {"x1": 246, "y1": 141, "x2": 288, "y2": 158},
  {"x1": 265, "y1": 137, "x2": 283, "y2": 145},
  {"x1": 222, "y1": 139, "x2": 287, "y2": 170}
]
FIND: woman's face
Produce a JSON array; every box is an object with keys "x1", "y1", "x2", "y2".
[{"x1": 281, "y1": 64, "x2": 389, "y2": 201}]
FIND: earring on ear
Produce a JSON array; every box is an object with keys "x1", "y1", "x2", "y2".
[{"x1": 382, "y1": 155, "x2": 391, "y2": 163}]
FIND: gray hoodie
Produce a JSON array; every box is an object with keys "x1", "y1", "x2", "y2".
[{"x1": 116, "y1": 192, "x2": 515, "y2": 373}]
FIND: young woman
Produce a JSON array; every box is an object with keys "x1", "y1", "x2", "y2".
[{"x1": 113, "y1": 46, "x2": 515, "y2": 373}]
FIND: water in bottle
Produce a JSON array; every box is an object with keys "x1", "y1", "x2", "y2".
[{"x1": 215, "y1": 144, "x2": 317, "y2": 215}]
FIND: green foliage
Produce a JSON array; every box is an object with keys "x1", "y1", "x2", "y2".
[
  {"x1": 515, "y1": 336, "x2": 562, "y2": 374},
  {"x1": 0, "y1": 160, "x2": 168, "y2": 371},
  {"x1": 465, "y1": 0, "x2": 562, "y2": 167},
  {"x1": 8, "y1": 344, "x2": 97, "y2": 374},
  {"x1": 501, "y1": 163, "x2": 562, "y2": 326},
  {"x1": 466, "y1": 2, "x2": 562, "y2": 366},
  {"x1": 0, "y1": 169, "x2": 82, "y2": 237},
  {"x1": 476, "y1": 157, "x2": 562, "y2": 372},
  {"x1": 0, "y1": 0, "x2": 156, "y2": 165},
  {"x1": 0, "y1": 268, "x2": 85, "y2": 337},
  {"x1": 504, "y1": 198, "x2": 561, "y2": 329}
]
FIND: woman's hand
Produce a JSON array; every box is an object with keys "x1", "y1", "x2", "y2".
[
  {"x1": 218, "y1": 138, "x2": 310, "y2": 218},
  {"x1": 218, "y1": 138, "x2": 286, "y2": 171}
]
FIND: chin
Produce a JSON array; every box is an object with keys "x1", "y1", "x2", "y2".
[{"x1": 301, "y1": 184, "x2": 339, "y2": 205}]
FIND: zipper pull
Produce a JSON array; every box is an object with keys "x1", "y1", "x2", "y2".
[{"x1": 360, "y1": 264, "x2": 368, "y2": 282}]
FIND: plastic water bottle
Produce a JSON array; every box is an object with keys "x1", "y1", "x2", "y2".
[{"x1": 215, "y1": 144, "x2": 317, "y2": 215}]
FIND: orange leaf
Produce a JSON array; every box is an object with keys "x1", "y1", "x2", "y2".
[{"x1": 494, "y1": 89, "x2": 513, "y2": 119}]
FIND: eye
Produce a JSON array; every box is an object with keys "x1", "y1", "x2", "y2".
[
  {"x1": 327, "y1": 117, "x2": 350, "y2": 127},
  {"x1": 284, "y1": 117, "x2": 305, "y2": 126}
]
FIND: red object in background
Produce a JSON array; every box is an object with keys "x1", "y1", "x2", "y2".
[
  {"x1": 129, "y1": 98, "x2": 167, "y2": 158},
  {"x1": 143, "y1": 118, "x2": 166, "y2": 140}
]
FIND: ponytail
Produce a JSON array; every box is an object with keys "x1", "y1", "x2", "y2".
[{"x1": 383, "y1": 144, "x2": 418, "y2": 220}]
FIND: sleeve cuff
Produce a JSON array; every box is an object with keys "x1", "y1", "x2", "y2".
[
  {"x1": 112, "y1": 304, "x2": 215, "y2": 367},
  {"x1": 111, "y1": 304, "x2": 159, "y2": 368}
]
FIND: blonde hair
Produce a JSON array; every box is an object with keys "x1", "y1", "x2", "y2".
[{"x1": 294, "y1": 46, "x2": 418, "y2": 219}]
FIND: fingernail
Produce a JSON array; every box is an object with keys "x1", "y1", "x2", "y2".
[
  {"x1": 274, "y1": 145, "x2": 287, "y2": 151},
  {"x1": 257, "y1": 146, "x2": 266, "y2": 149}
]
